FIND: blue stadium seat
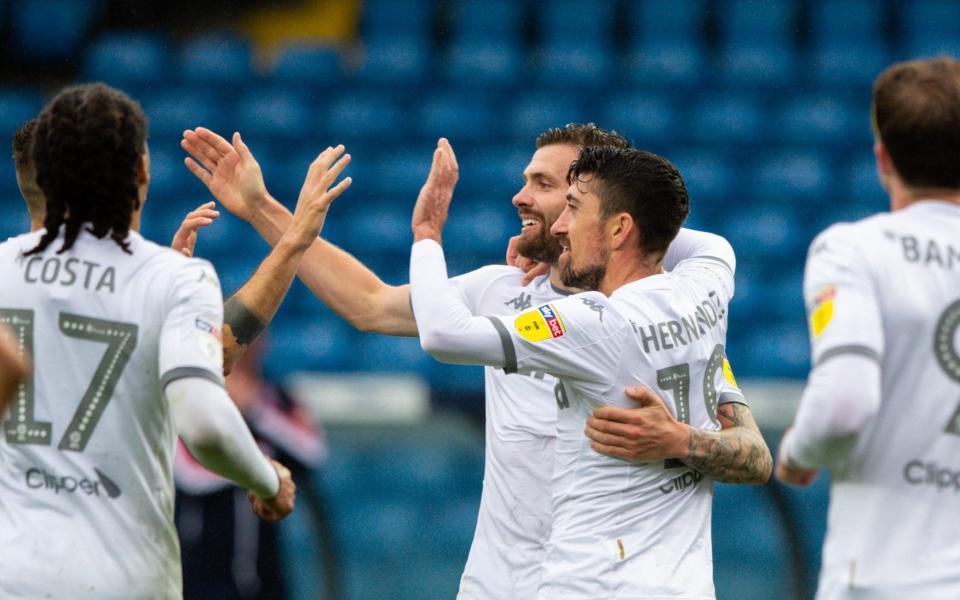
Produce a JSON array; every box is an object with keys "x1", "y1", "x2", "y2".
[
  {"x1": 537, "y1": 0, "x2": 616, "y2": 42},
  {"x1": 627, "y1": 0, "x2": 707, "y2": 44},
  {"x1": 626, "y1": 40, "x2": 707, "y2": 89},
  {"x1": 507, "y1": 95, "x2": 585, "y2": 143},
  {"x1": 272, "y1": 44, "x2": 342, "y2": 88},
  {"x1": 334, "y1": 498, "x2": 422, "y2": 562},
  {"x1": 83, "y1": 31, "x2": 171, "y2": 90},
  {"x1": 669, "y1": 151, "x2": 738, "y2": 209},
  {"x1": 361, "y1": 0, "x2": 437, "y2": 39},
  {"x1": 903, "y1": 36, "x2": 960, "y2": 61},
  {"x1": 444, "y1": 203, "x2": 514, "y2": 256},
  {"x1": 12, "y1": 0, "x2": 100, "y2": 61},
  {"x1": 842, "y1": 155, "x2": 886, "y2": 207},
  {"x1": 263, "y1": 317, "x2": 353, "y2": 377},
  {"x1": 454, "y1": 145, "x2": 529, "y2": 198},
  {"x1": 0, "y1": 90, "x2": 42, "y2": 149},
  {"x1": 325, "y1": 93, "x2": 405, "y2": 141},
  {"x1": 146, "y1": 146, "x2": 199, "y2": 202},
  {"x1": 777, "y1": 95, "x2": 863, "y2": 147},
  {"x1": 778, "y1": 474, "x2": 831, "y2": 592},
  {"x1": 602, "y1": 93, "x2": 678, "y2": 147},
  {"x1": 430, "y1": 362, "x2": 486, "y2": 396},
  {"x1": 0, "y1": 195, "x2": 30, "y2": 240},
  {"x1": 343, "y1": 201, "x2": 412, "y2": 254},
  {"x1": 356, "y1": 38, "x2": 430, "y2": 87},
  {"x1": 449, "y1": 0, "x2": 524, "y2": 42},
  {"x1": 901, "y1": 0, "x2": 960, "y2": 48},
  {"x1": 687, "y1": 95, "x2": 765, "y2": 145},
  {"x1": 720, "y1": 206, "x2": 806, "y2": 262},
  {"x1": 738, "y1": 321, "x2": 810, "y2": 377},
  {"x1": 352, "y1": 334, "x2": 433, "y2": 377},
  {"x1": 713, "y1": 484, "x2": 793, "y2": 599},
  {"x1": 718, "y1": 0, "x2": 797, "y2": 44},
  {"x1": 141, "y1": 88, "x2": 225, "y2": 141},
  {"x1": 533, "y1": 42, "x2": 614, "y2": 89},
  {"x1": 179, "y1": 34, "x2": 253, "y2": 87},
  {"x1": 368, "y1": 148, "x2": 434, "y2": 198},
  {"x1": 417, "y1": 93, "x2": 500, "y2": 143},
  {"x1": 751, "y1": 151, "x2": 833, "y2": 208},
  {"x1": 810, "y1": 42, "x2": 891, "y2": 89},
  {"x1": 811, "y1": 0, "x2": 886, "y2": 43},
  {"x1": 719, "y1": 42, "x2": 797, "y2": 88},
  {"x1": 232, "y1": 88, "x2": 311, "y2": 142},
  {"x1": 444, "y1": 40, "x2": 523, "y2": 89},
  {"x1": 766, "y1": 270, "x2": 808, "y2": 323}
]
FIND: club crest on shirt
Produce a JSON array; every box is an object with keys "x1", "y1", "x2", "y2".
[
  {"x1": 809, "y1": 286, "x2": 836, "y2": 338},
  {"x1": 515, "y1": 304, "x2": 566, "y2": 342}
]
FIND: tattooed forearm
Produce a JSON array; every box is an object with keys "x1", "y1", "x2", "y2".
[
  {"x1": 223, "y1": 296, "x2": 266, "y2": 346},
  {"x1": 681, "y1": 403, "x2": 773, "y2": 484}
]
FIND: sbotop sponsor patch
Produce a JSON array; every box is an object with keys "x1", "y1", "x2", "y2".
[
  {"x1": 515, "y1": 304, "x2": 566, "y2": 342},
  {"x1": 809, "y1": 286, "x2": 836, "y2": 338}
]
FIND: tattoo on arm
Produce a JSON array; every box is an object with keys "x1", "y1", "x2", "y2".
[
  {"x1": 682, "y1": 403, "x2": 773, "y2": 484},
  {"x1": 223, "y1": 296, "x2": 266, "y2": 346}
]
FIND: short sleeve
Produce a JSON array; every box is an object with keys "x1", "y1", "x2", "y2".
[
  {"x1": 158, "y1": 259, "x2": 225, "y2": 389},
  {"x1": 804, "y1": 224, "x2": 884, "y2": 367},
  {"x1": 487, "y1": 292, "x2": 627, "y2": 384}
]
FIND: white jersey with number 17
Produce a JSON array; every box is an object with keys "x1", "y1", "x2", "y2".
[{"x1": 0, "y1": 228, "x2": 226, "y2": 599}]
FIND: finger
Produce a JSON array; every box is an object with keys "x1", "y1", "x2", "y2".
[
  {"x1": 189, "y1": 209, "x2": 220, "y2": 220},
  {"x1": 584, "y1": 425, "x2": 630, "y2": 448},
  {"x1": 179, "y1": 247, "x2": 192, "y2": 257},
  {"x1": 195, "y1": 127, "x2": 234, "y2": 156},
  {"x1": 321, "y1": 176, "x2": 353, "y2": 204},
  {"x1": 590, "y1": 441, "x2": 636, "y2": 461},
  {"x1": 506, "y1": 235, "x2": 520, "y2": 265},
  {"x1": 181, "y1": 217, "x2": 214, "y2": 231},
  {"x1": 591, "y1": 405, "x2": 643, "y2": 424},
  {"x1": 311, "y1": 145, "x2": 345, "y2": 178},
  {"x1": 439, "y1": 137, "x2": 459, "y2": 173},
  {"x1": 319, "y1": 153, "x2": 351, "y2": 189},
  {"x1": 184, "y1": 157, "x2": 212, "y2": 185},
  {"x1": 624, "y1": 386, "x2": 664, "y2": 408},
  {"x1": 234, "y1": 131, "x2": 254, "y2": 162},
  {"x1": 585, "y1": 415, "x2": 641, "y2": 439},
  {"x1": 181, "y1": 137, "x2": 220, "y2": 173}
]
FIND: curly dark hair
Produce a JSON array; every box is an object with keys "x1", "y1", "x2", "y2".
[
  {"x1": 568, "y1": 146, "x2": 689, "y2": 256},
  {"x1": 535, "y1": 122, "x2": 630, "y2": 150},
  {"x1": 25, "y1": 83, "x2": 148, "y2": 256}
]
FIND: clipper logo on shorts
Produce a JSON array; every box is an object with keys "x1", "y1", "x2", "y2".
[
  {"x1": 809, "y1": 286, "x2": 836, "y2": 338},
  {"x1": 515, "y1": 304, "x2": 566, "y2": 342}
]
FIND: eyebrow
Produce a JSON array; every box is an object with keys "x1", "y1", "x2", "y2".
[
  {"x1": 565, "y1": 192, "x2": 580, "y2": 205},
  {"x1": 524, "y1": 171, "x2": 555, "y2": 184}
]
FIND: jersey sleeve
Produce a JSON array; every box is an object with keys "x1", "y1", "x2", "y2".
[
  {"x1": 487, "y1": 292, "x2": 628, "y2": 384},
  {"x1": 158, "y1": 258, "x2": 226, "y2": 389},
  {"x1": 717, "y1": 354, "x2": 747, "y2": 406},
  {"x1": 666, "y1": 229, "x2": 737, "y2": 306},
  {"x1": 803, "y1": 224, "x2": 884, "y2": 367},
  {"x1": 448, "y1": 265, "x2": 517, "y2": 314}
]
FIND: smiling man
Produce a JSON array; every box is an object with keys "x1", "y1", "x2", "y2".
[{"x1": 409, "y1": 141, "x2": 771, "y2": 599}]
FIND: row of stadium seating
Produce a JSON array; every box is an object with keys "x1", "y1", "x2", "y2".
[{"x1": 6, "y1": 0, "x2": 960, "y2": 63}]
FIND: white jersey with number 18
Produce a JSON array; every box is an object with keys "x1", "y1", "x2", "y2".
[
  {"x1": 0, "y1": 228, "x2": 226, "y2": 599},
  {"x1": 803, "y1": 201, "x2": 960, "y2": 599}
]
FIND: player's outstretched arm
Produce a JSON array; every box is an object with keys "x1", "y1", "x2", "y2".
[
  {"x1": 167, "y1": 376, "x2": 295, "y2": 522},
  {"x1": 0, "y1": 325, "x2": 29, "y2": 415},
  {"x1": 586, "y1": 387, "x2": 772, "y2": 484},
  {"x1": 220, "y1": 145, "x2": 352, "y2": 373},
  {"x1": 182, "y1": 127, "x2": 417, "y2": 336}
]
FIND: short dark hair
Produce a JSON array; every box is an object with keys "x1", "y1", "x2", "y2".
[
  {"x1": 12, "y1": 119, "x2": 36, "y2": 169},
  {"x1": 568, "y1": 146, "x2": 689, "y2": 256},
  {"x1": 536, "y1": 122, "x2": 630, "y2": 150},
  {"x1": 872, "y1": 56, "x2": 960, "y2": 189},
  {"x1": 26, "y1": 83, "x2": 148, "y2": 257}
]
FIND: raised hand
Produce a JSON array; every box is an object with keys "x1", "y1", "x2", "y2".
[
  {"x1": 506, "y1": 235, "x2": 551, "y2": 285},
  {"x1": 284, "y1": 145, "x2": 352, "y2": 247},
  {"x1": 182, "y1": 128, "x2": 268, "y2": 222},
  {"x1": 170, "y1": 201, "x2": 220, "y2": 257},
  {"x1": 411, "y1": 138, "x2": 459, "y2": 243},
  {"x1": 248, "y1": 460, "x2": 296, "y2": 522}
]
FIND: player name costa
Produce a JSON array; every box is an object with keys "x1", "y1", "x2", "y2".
[
  {"x1": 630, "y1": 292, "x2": 726, "y2": 354},
  {"x1": 21, "y1": 255, "x2": 116, "y2": 293}
]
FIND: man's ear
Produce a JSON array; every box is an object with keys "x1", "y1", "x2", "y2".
[
  {"x1": 608, "y1": 212, "x2": 635, "y2": 251},
  {"x1": 136, "y1": 153, "x2": 150, "y2": 187},
  {"x1": 874, "y1": 141, "x2": 893, "y2": 187}
]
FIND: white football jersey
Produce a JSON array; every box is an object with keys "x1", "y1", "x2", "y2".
[
  {"x1": 485, "y1": 244, "x2": 739, "y2": 599},
  {"x1": 803, "y1": 201, "x2": 960, "y2": 599},
  {"x1": 0, "y1": 228, "x2": 225, "y2": 599},
  {"x1": 450, "y1": 266, "x2": 564, "y2": 600}
]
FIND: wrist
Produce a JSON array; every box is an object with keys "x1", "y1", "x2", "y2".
[
  {"x1": 255, "y1": 461, "x2": 281, "y2": 500},
  {"x1": 412, "y1": 226, "x2": 441, "y2": 244},
  {"x1": 672, "y1": 423, "x2": 693, "y2": 460}
]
